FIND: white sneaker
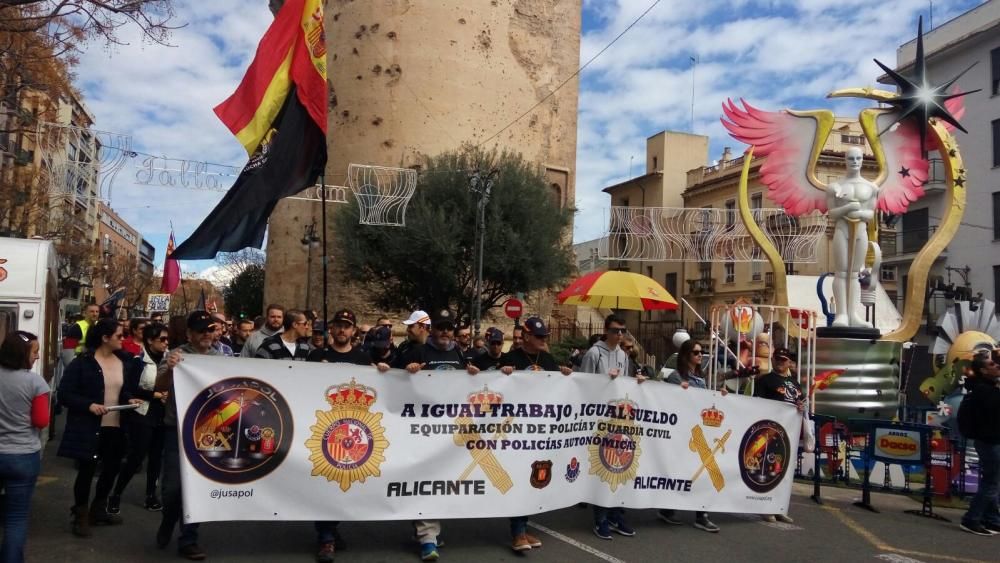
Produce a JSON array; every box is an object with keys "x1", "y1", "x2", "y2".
[
  {"x1": 760, "y1": 515, "x2": 777, "y2": 522},
  {"x1": 775, "y1": 514, "x2": 794, "y2": 523}
]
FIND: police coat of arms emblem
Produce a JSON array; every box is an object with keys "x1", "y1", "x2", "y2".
[{"x1": 306, "y1": 378, "x2": 389, "y2": 492}]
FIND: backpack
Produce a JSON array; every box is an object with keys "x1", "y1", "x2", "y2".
[{"x1": 957, "y1": 392, "x2": 979, "y2": 440}]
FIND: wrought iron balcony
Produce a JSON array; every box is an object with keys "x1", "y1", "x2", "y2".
[
  {"x1": 687, "y1": 278, "x2": 715, "y2": 294},
  {"x1": 880, "y1": 226, "x2": 944, "y2": 260}
]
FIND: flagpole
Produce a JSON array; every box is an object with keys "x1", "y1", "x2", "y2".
[{"x1": 321, "y1": 174, "x2": 329, "y2": 349}]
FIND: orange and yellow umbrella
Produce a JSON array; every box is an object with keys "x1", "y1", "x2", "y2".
[{"x1": 557, "y1": 270, "x2": 678, "y2": 311}]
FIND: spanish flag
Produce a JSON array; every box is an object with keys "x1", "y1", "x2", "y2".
[{"x1": 172, "y1": 0, "x2": 327, "y2": 259}]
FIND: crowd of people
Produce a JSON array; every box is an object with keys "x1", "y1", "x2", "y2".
[{"x1": 1, "y1": 303, "x2": 997, "y2": 563}]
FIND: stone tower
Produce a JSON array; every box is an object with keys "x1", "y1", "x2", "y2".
[{"x1": 264, "y1": 0, "x2": 582, "y2": 315}]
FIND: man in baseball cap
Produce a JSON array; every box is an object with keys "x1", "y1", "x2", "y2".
[
  {"x1": 472, "y1": 327, "x2": 505, "y2": 371},
  {"x1": 401, "y1": 308, "x2": 478, "y2": 560},
  {"x1": 392, "y1": 310, "x2": 431, "y2": 369},
  {"x1": 754, "y1": 344, "x2": 803, "y2": 525}
]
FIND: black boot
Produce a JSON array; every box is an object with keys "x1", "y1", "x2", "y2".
[{"x1": 70, "y1": 505, "x2": 91, "y2": 537}]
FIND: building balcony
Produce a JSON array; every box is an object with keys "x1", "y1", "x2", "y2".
[
  {"x1": 686, "y1": 155, "x2": 746, "y2": 188},
  {"x1": 687, "y1": 278, "x2": 715, "y2": 295},
  {"x1": 880, "y1": 226, "x2": 947, "y2": 264},
  {"x1": 923, "y1": 158, "x2": 946, "y2": 194}
]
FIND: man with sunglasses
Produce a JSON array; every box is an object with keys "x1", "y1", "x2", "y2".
[
  {"x1": 403, "y1": 309, "x2": 479, "y2": 374},
  {"x1": 496, "y1": 317, "x2": 570, "y2": 552},
  {"x1": 472, "y1": 327, "x2": 506, "y2": 371},
  {"x1": 255, "y1": 310, "x2": 311, "y2": 361},
  {"x1": 753, "y1": 346, "x2": 803, "y2": 524},
  {"x1": 402, "y1": 308, "x2": 477, "y2": 561},
  {"x1": 154, "y1": 311, "x2": 223, "y2": 560},
  {"x1": 958, "y1": 349, "x2": 1000, "y2": 536},
  {"x1": 579, "y1": 314, "x2": 635, "y2": 540},
  {"x1": 392, "y1": 311, "x2": 431, "y2": 369}
]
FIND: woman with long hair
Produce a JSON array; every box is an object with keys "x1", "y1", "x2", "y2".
[
  {"x1": 0, "y1": 331, "x2": 50, "y2": 562},
  {"x1": 57, "y1": 318, "x2": 142, "y2": 537},
  {"x1": 660, "y1": 338, "x2": 722, "y2": 533},
  {"x1": 106, "y1": 322, "x2": 170, "y2": 514}
]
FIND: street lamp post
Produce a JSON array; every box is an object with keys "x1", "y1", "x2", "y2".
[
  {"x1": 469, "y1": 169, "x2": 499, "y2": 337},
  {"x1": 301, "y1": 222, "x2": 320, "y2": 310}
]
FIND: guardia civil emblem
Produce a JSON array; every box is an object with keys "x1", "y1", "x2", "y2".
[
  {"x1": 306, "y1": 378, "x2": 389, "y2": 492},
  {"x1": 588, "y1": 397, "x2": 642, "y2": 492}
]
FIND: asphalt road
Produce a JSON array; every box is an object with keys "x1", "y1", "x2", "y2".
[{"x1": 16, "y1": 436, "x2": 995, "y2": 563}]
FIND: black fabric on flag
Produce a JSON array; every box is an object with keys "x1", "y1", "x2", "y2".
[{"x1": 172, "y1": 86, "x2": 327, "y2": 260}]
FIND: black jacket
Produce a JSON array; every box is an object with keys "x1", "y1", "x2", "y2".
[
  {"x1": 57, "y1": 350, "x2": 141, "y2": 460},
  {"x1": 962, "y1": 380, "x2": 1000, "y2": 444}
]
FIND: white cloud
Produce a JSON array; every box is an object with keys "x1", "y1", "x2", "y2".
[{"x1": 571, "y1": 0, "x2": 983, "y2": 243}]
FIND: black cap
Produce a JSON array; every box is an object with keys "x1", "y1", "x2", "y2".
[
  {"x1": 331, "y1": 309, "x2": 356, "y2": 326},
  {"x1": 369, "y1": 325, "x2": 392, "y2": 348},
  {"x1": 187, "y1": 311, "x2": 217, "y2": 333},
  {"x1": 523, "y1": 316, "x2": 549, "y2": 337},
  {"x1": 773, "y1": 346, "x2": 797, "y2": 361},
  {"x1": 431, "y1": 308, "x2": 456, "y2": 328},
  {"x1": 312, "y1": 320, "x2": 326, "y2": 334},
  {"x1": 485, "y1": 327, "x2": 504, "y2": 343}
]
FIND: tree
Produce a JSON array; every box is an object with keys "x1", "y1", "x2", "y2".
[
  {"x1": 100, "y1": 251, "x2": 155, "y2": 314},
  {"x1": 335, "y1": 145, "x2": 575, "y2": 321},
  {"x1": 223, "y1": 263, "x2": 265, "y2": 320},
  {"x1": 0, "y1": 1, "x2": 179, "y2": 60}
]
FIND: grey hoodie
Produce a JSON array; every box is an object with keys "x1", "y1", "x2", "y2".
[{"x1": 580, "y1": 340, "x2": 628, "y2": 376}]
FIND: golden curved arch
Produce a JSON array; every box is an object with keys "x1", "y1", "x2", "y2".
[{"x1": 884, "y1": 120, "x2": 966, "y2": 342}]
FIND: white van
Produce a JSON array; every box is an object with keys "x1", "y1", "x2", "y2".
[{"x1": 0, "y1": 237, "x2": 60, "y2": 383}]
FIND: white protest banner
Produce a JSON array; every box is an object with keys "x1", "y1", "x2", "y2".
[{"x1": 174, "y1": 356, "x2": 801, "y2": 523}]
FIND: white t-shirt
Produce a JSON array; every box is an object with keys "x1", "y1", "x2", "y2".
[{"x1": 282, "y1": 339, "x2": 297, "y2": 357}]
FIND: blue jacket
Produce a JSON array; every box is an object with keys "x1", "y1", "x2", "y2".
[{"x1": 57, "y1": 350, "x2": 141, "y2": 460}]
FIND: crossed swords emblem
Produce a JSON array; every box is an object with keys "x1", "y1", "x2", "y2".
[
  {"x1": 452, "y1": 415, "x2": 514, "y2": 493},
  {"x1": 689, "y1": 426, "x2": 731, "y2": 492}
]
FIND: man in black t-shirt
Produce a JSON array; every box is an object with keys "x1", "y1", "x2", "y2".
[
  {"x1": 307, "y1": 309, "x2": 371, "y2": 365},
  {"x1": 304, "y1": 308, "x2": 370, "y2": 561},
  {"x1": 403, "y1": 309, "x2": 479, "y2": 374},
  {"x1": 392, "y1": 310, "x2": 430, "y2": 369},
  {"x1": 472, "y1": 327, "x2": 506, "y2": 371},
  {"x1": 500, "y1": 317, "x2": 571, "y2": 375},
  {"x1": 753, "y1": 346, "x2": 803, "y2": 525},
  {"x1": 499, "y1": 316, "x2": 569, "y2": 552},
  {"x1": 754, "y1": 347, "x2": 804, "y2": 408}
]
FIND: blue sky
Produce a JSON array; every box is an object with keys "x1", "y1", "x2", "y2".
[{"x1": 74, "y1": 0, "x2": 984, "y2": 283}]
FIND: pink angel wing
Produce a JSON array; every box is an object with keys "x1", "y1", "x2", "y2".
[
  {"x1": 721, "y1": 99, "x2": 828, "y2": 216},
  {"x1": 942, "y1": 87, "x2": 966, "y2": 134},
  {"x1": 874, "y1": 111, "x2": 929, "y2": 214}
]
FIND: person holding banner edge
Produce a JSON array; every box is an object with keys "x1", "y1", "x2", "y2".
[
  {"x1": 578, "y1": 314, "x2": 638, "y2": 540},
  {"x1": 660, "y1": 338, "x2": 724, "y2": 533},
  {"x1": 155, "y1": 311, "x2": 222, "y2": 561},
  {"x1": 753, "y1": 346, "x2": 803, "y2": 524},
  {"x1": 499, "y1": 316, "x2": 571, "y2": 552},
  {"x1": 402, "y1": 308, "x2": 478, "y2": 561},
  {"x1": 958, "y1": 350, "x2": 1000, "y2": 536}
]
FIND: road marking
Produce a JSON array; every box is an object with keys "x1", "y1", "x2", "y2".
[
  {"x1": 822, "y1": 505, "x2": 992, "y2": 563},
  {"x1": 730, "y1": 513, "x2": 803, "y2": 531},
  {"x1": 528, "y1": 521, "x2": 627, "y2": 563},
  {"x1": 877, "y1": 554, "x2": 929, "y2": 563}
]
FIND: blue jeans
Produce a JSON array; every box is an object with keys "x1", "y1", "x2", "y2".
[
  {"x1": 510, "y1": 516, "x2": 528, "y2": 536},
  {"x1": 963, "y1": 441, "x2": 1000, "y2": 528},
  {"x1": 0, "y1": 451, "x2": 41, "y2": 563},
  {"x1": 593, "y1": 506, "x2": 624, "y2": 525},
  {"x1": 161, "y1": 429, "x2": 199, "y2": 548}
]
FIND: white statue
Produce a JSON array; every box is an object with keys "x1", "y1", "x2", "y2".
[
  {"x1": 722, "y1": 99, "x2": 931, "y2": 331},
  {"x1": 826, "y1": 147, "x2": 877, "y2": 328}
]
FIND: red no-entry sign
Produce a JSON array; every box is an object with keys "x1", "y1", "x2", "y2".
[{"x1": 503, "y1": 298, "x2": 523, "y2": 319}]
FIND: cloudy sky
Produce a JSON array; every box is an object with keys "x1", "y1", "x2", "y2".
[{"x1": 74, "y1": 0, "x2": 983, "y2": 278}]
